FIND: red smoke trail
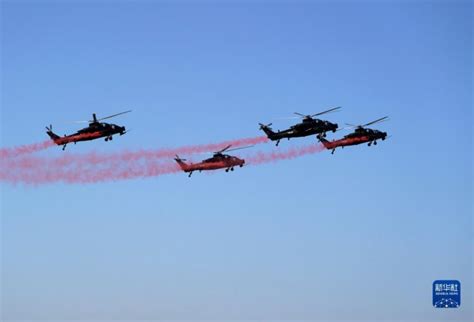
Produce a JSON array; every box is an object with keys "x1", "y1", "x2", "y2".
[
  {"x1": 1, "y1": 135, "x2": 269, "y2": 169},
  {"x1": 0, "y1": 140, "x2": 55, "y2": 159},
  {"x1": 0, "y1": 143, "x2": 326, "y2": 185},
  {"x1": 0, "y1": 135, "x2": 269, "y2": 184},
  {"x1": 70, "y1": 134, "x2": 269, "y2": 164},
  {"x1": 246, "y1": 143, "x2": 326, "y2": 165},
  {"x1": 0, "y1": 158, "x2": 182, "y2": 185}
]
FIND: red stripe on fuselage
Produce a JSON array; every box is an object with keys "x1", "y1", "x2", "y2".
[
  {"x1": 182, "y1": 159, "x2": 244, "y2": 172},
  {"x1": 53, "y1": 131, "x2": 104, "y2": 145},
  {"x1": 323, "y1": 136, "x2": 371, "y2": 149}
]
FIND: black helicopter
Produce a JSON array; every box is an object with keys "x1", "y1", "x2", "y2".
[
  {"x1": 46, "y1": 110, "x2": 131, "y2": 150},
  {"x1": 259, "y1": 106, "x2": 341, "y2": 146}
]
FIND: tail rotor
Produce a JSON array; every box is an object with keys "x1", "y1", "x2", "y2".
[
  {"x1": 259, "y1": 122, "x2": 272, "y2": 130},
  {"x1": 174, "y1": 155, "x2": 187, "y2": 162}
]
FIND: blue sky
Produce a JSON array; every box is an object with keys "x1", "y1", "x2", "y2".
[{"x1": 1, "y1": 1, "x2": 472, "y2": 321}]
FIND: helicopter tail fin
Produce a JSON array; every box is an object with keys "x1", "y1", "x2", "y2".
[
  {"x1": 259, "y1": 123, "x2": 276, "y2": 138},
  {"x1": 45, "y1": 125, "x2": 60, "y2": 141},
  {"x1": 317, "y1": 134, "x2": 331, "y2": 148},
  {"x1": 174, "y1": 155, "x2": 190, "y2": 171}
]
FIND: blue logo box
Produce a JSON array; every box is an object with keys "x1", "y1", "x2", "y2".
[{"x1": 433, "y1": 280, "x2": 460, "y2": 308}]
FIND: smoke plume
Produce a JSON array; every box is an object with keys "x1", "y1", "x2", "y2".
[
  {"x1": 0, "y1": 143, "x2": 326, "y2": 185},
  {"x1": 0, "y1": 140, "x2": 55, "y2": 159}
]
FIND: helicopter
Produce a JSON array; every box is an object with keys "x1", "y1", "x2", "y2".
[
  {"x1": 259, "y1": 106, "x2": 341, "y2": 146},
  {"x1": 317, "y1": 116, "x2": 388, "y2": 154},
  {"x1": 174, "y1": 145, "x2": 252, "y2": 177},
  {"x1": 46, "y1": 110, "x2": 131, "y2": 150}
]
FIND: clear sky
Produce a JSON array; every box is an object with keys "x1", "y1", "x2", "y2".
[{"x1": 1, "y1": 1, "x2": 472, "y2": 321}]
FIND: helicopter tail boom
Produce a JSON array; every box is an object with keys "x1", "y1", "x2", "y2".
[
  {"x1": 317, "y1": 134, "x2": 329, "y2": 143},
  {"x1": 317, "y1": 134, "x2": 333, "y2": 150}
]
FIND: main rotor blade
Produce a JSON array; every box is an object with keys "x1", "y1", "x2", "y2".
[
  {"x1": 275, "y1": 116, "x2": 300, "y2": 120},
  {"x1": 344, "y1": 123, "x2": 358, "y2": 128},
  {"x1": 294, "y1": 112, "x2": 306, "y2": 117},
  {"x1": 214, "y1": 144, "x2": 232, "y2": 154},
  {"x1": 336, "y1": 126, "x2": 351, "y2": 132},
  {"x1": 311, "y1": 106, "x2": 341, "y2": 117},
  {"x1": 362, "y1": 116, "x2": 389, "y2": 127},
  {"x1": 225, "y1": 145, "x2": 254, "y2": 153},
  {"x1": 97, "y1": 110, "x2": 132, "y2": 121}
]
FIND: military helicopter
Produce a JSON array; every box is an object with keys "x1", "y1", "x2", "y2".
[
  {"x1": 259, "y1": 106, "x2": 341, "y2": 146},
  {"x1": 317, "y1": 116, "x2": 388, "y2": 154},
  {"x1": 46, "y1": 110, "x2": 131, "y2": 150},
  {"x1": 174, "y1": 145, "x2": 252, "y2": 177}
]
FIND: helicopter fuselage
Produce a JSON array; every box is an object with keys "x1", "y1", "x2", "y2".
[
  {"x1": 46, "y1": 122, "x2": 126, "y2": 149},
  {"x1": 318, "y1": 128, "x2": 387, "y2": 153},
  {"x1": 175, "y1": 154, "x2": 245, "y2": 177},
  {"x1": 260, "y1": 119, "x2": 338, "y2": 145}
]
